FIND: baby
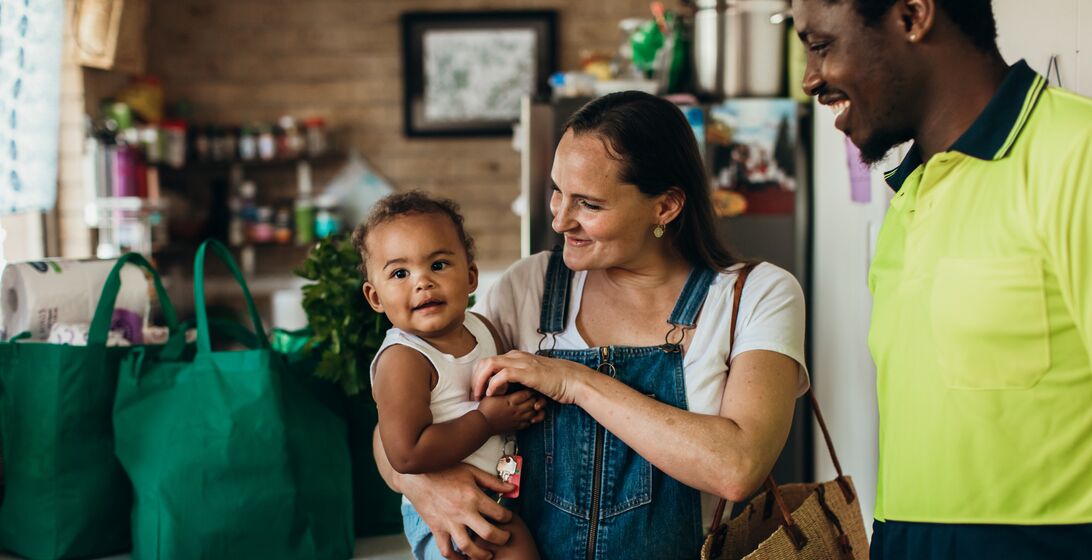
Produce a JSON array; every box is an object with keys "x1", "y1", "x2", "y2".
[{"x1": 354, "y1": 191, "x2": 539, "y2": 560}]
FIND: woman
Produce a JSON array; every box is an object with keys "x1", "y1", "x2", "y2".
[{"x1": 375, "y1": 91, "x2": 808, "y2": 560}]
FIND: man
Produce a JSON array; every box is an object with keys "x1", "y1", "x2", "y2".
[{"x1": 792, "y1": 0, "x2": 1092, "y2": 558}]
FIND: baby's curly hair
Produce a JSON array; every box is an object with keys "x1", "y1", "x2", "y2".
[{"x1": 351, "y1": 190, "x2": 476, "y2": 280}]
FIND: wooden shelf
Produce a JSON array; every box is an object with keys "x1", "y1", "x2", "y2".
[{"x1": 157, "y1": 152, "x2": 344, "y2": 173}]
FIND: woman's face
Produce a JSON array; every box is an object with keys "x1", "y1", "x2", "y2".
[{"x1": 549, "y1": 130, "x2": 662, "y2": 271}]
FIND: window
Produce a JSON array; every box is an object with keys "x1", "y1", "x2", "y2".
[{"x1": 1, "y1": 0, "x2": 64, "y2": 215}]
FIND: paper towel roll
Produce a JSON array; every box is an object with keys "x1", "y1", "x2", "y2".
[
  {"x1": 1, "y1": 259, "x2": 150, "y2": 342},
  {"x1": 48, "y1": 323, "x2": 131, "y2": 347}
]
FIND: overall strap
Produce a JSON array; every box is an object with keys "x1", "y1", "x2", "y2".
[
  {"x1": 666, "y1": 267, "x2": 717, "y2": 328},
  {"x1": 538, "y1": 247, "x2": 574, "y2": 335}
]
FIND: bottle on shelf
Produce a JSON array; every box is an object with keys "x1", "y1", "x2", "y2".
[
  {"x1": 314, "y1": 194, "x2": 341, "y2": 240},
  {"x1": 294, "y1": 162, "x2": 315, "y2": 245},
  {"x1": 249, "y1": 206, "x2": 275, "y2": 244},
  {"x1": 257, "y1": 125, "x2": 276, "y2": 161},
  {"x1": 161, "y1": 120, "x2": 187, "y2": 168},
  {"x1": 229, "y1": 180, "x2": 257, "y2": 246},
  {"x1": 273, "y1": 205, "x2": 294, "y2": 245},
  {"x1": 238, "y1": 125, "x2": 258, "y2": 161}
]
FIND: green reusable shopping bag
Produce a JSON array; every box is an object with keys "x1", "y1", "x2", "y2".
[
  {"x1": 0, "y1": 253, "x2": 181, "y2": 560},
  {"x1": 113, "y1": 239, "x2": 352, "y2": 560}
]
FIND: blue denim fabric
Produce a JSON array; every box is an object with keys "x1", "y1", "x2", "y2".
[
  {"x1": 402, "y1": 501, "x2": 452, "y2": 560},
  {"x1": 519, "y1": 249, "x2": 713, "y2": 559}
]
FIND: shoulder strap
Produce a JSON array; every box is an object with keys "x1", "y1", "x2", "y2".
[
  {"x1": 708, "y1": 262, "x2": 758, "y2": 530},
  {"x1": 538, "y1": 247, "x2": 574, "y2": 335},
  {"x1": 728, "y1": 263, "x2": 757, "y2": 352},
  {"x1": 707, "y1": 262, "x2": 855, "y2": 539}
]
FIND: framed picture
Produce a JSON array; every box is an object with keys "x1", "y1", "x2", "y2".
[{"x1": 402, "y1": 10, "x2": 557, "y2": 137}]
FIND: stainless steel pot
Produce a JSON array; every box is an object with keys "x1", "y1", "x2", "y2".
[{"x1": 692, "y1": 0, "x2": 790, "y2": 98}]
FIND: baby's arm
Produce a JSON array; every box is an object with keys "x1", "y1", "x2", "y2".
[{"x1": 373, "y1": 344, "x2": 535, "y2": 474}]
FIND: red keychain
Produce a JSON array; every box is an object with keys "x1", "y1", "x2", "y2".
[
  {"x1": 496, "y1": 435, "x2": 521, "y2": 499},
  {"x1": 497, "y1": 454, "x2": 522, "y2": 499}
]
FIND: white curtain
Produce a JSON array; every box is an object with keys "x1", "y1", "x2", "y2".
[{"x1": 0, "y1": 0, "x2": 64, "y2": 215}]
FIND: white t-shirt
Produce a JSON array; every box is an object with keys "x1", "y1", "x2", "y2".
[{"x1": 474, "y1": 251, "x2": 809, "y2": 522}]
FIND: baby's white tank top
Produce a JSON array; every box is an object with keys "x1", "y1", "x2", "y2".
[{"x1": 370, "y1": 312, "x2": 505, "y2": 475}]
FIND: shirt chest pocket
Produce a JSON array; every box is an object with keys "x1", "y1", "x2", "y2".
[{"x1": 931, "y1": 257, "x2": 1051, "y2": 390}]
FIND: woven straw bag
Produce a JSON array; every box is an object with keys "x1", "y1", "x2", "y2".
[{"x1": 700, "y1": 265, "x2": 869, "y2": 560}]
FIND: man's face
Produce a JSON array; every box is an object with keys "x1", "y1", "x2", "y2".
[{"x1": 793, "y1": 0, "x2": 918, "y2": 164}]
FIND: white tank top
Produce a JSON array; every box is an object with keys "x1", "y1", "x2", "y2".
[{"x1": 370, "y1": 312, "x2": 506, "y2": 476}]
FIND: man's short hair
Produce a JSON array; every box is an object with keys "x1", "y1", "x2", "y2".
[{"x1": 826, "y1": 0, "x2": 999, "y2": 52}]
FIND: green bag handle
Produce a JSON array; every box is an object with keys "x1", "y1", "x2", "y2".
[
  {"x1": 89, "y1": 253, "x2": 181, "y2": 346},
  {"x1": 181, "y1": 316, "x2": 262, "y2": 349},
  {"x1": 194, "y1": 239, "x2": 269, "y2": 353}
]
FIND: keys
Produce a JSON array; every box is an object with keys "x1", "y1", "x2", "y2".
[{"x1": 497, "y1": 454, "x2": 522, "y2": 499}]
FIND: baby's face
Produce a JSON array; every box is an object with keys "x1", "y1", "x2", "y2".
[{"x1": 362, "y1": 213, "x2": 477, "y2": 341}]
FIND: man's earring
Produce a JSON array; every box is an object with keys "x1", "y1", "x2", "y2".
[
  {"x1": 653, "y1": 224, "x2": 665, "y2": 238},
  {"x1": 909, "y1": 33, "x2": 918, "y2": 41}
]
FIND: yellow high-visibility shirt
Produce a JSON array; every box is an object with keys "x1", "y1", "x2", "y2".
[{"x1": 870, "y1": 60, "x2": 1092, "y2": 524}]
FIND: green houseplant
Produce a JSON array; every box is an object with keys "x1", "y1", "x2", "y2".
[
  {"x1": 294, "y1": 235, "x2": 389, "y2": 396},
  {"x1": 293, "y1": 235, "x2": 401, "y2": 537}
]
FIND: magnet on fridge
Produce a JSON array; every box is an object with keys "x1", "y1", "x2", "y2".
[{"x1": 845, "y1": 136, "x2": 872, "y2": 204}]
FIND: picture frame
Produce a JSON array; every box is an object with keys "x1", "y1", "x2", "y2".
[{"x1": 401, "y1": 10, "x2": 558, "y2": 137}]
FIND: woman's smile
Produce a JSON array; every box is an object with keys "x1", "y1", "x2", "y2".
[{"x1": 565, "y1": 235, "x2": 592, "y2": 247}]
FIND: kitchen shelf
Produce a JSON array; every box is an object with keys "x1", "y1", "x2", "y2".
[{"x1": 157, "y1": 152, "x2": 344, "y2": 173}]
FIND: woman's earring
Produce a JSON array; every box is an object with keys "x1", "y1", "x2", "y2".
[{"x1": 653, "y1": 224, "x2": 665, "y2": 238}]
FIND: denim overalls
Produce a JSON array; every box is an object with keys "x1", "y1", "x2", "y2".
[{"x1": 519, "y1": 249, "x2": 716, "y2": 560}]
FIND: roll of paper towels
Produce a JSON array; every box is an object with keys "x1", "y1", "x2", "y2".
[
  {"x1": 48, "y1": 323, "x2": 131, "y2": 347},
  {"x1": 1, "y1": 259, "x2": 150, "y2": 342}
]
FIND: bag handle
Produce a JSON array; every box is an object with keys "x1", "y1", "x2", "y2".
[
  {"x1": 706, "y1": 261, "x2": 856, "y2": 550},
  {"x1": 707, "y1": 262, "x2": 757, "y2": 532},
  {"x1": 808, "y1": 388, "x2": 855, "y2": 503},
  {"x1": 89, "y1": 253, "x2": 180, "y2": 346},
  {"x1": 194, "y1": 239, "x2": 269, "y2": 353}
]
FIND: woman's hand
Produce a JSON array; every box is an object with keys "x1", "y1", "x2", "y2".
[
  {"x1": 472, "y1": 350, "x2": 592, "y2": 405},
  {"x1": 400, "y1": 463, "x2": 515, "y2": 559}
]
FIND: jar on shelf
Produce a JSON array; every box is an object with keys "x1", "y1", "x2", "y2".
[
  {"x1": 248, "y1": 206, "x2": 275, "y2": 244},
  {"x1": 273, "y1": 205, "x2": 293, "y2": 244},
  {"x1": 278, "y1": 116, "x2": 304, "y2": 159},
  {"x1": 161, "y1": 120, "x2": 187, "y2": 168},
  {"x1": 140, "y1": 125, "x2": 163, "y2": 164},
  {"x1": 303, "y1": 117, "x2": 327, "y2": 157},
  {"x1": 238, "y1": 126, "x2": 258, "y2": 161},
  {"x1": 257, "y1": 125, "x2": 276, "y2": 161}
]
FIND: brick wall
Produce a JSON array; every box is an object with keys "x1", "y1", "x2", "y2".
[{"x1": 145, "y1": 0, "x2": 666, "y2": 268}]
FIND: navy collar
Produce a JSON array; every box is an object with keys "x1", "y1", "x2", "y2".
[{"x1": 884, "y1": 60, "x2": 1047, "y2": 191}]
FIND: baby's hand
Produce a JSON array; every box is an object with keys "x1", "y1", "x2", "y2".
[{"x1": 477, "y1": 391, "x2": 538, "y2": 434}]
